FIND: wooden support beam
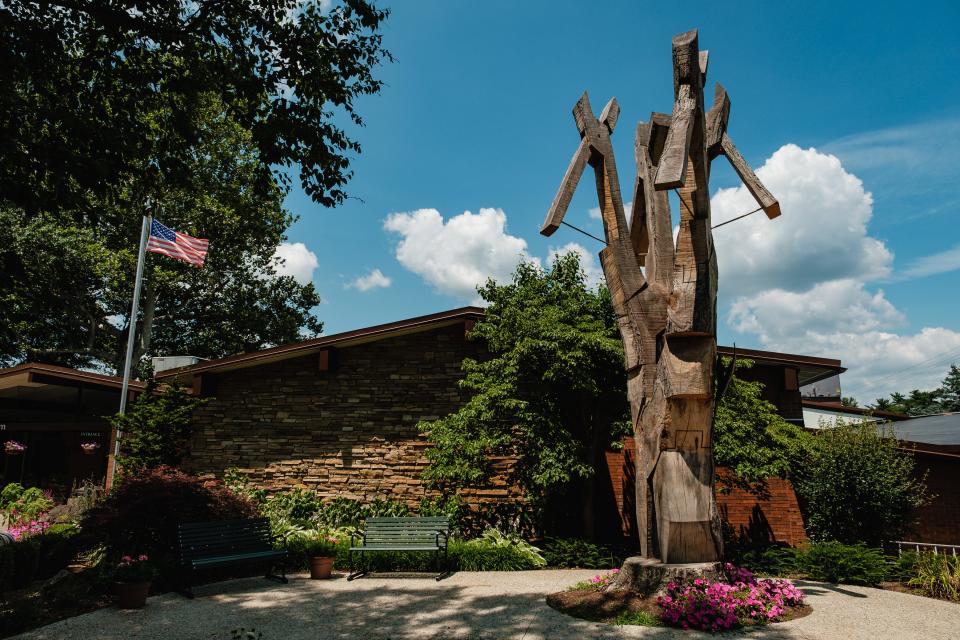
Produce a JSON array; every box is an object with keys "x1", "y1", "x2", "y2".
[
  {"x1": 720, "y1": 132, "x2": 781, "y2": 219},
  {"x1": 318, "y1": 348, "x2": 337, "y2": 373},
  {"x1": 654, "y1": 89, "x2": 695, "y2": 190}
]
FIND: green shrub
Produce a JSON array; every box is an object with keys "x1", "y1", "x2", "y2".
[
  {"x1": 886, "y1": 551, "x2": 920, "y2": 583},
  {"x1": 798, "y1": 541, "x2": 887, "y2": 586},
  {"x1": 0, "y1": 483, "x2": 54, "y2": 526},
  {"x1": 334, "y1": 529, "x2": 546, "y2": 573},
  {"x1": 794, "y1": 421, "x2": 929, "y2": 545},
  {"x1": 907, "y1": 553, "x2": 960, "y2": 601},
  {"x1": 542, "y1": 537, "x2": 617, "y2": 569},
  {"x1": 110, "y1": 382, "x2": 206, "y2": 473},
  {"x1": 728, "y1": 544, "x2": 802, "y2": 577},
  {"x1": 418, "y1": 494, "x2": 468, "y2": 533}
]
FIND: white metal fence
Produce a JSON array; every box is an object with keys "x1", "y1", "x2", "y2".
[{"x1": 892, "y1": 540, "x2": 960, "y2": 556}]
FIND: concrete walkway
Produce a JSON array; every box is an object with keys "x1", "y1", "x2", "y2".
[{"x1": 14, "y1": 570, "x2": 960, "y2": 640}]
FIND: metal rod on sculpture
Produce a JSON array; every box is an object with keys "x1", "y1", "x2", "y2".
[{"x1": 109, "y1": 211, "x2": 152, "y2": 489}]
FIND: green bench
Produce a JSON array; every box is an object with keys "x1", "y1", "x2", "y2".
[
  {"x1": 348, "y1": 516, "x2": 450, "y2": 581},
  {"x1": 176, "y1": 518, "x2": 288, "y2": 598}
]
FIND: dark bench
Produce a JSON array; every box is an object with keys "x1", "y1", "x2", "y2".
[
  {"x1": 348, "y1": 516, "x2": 450, "y2": 581},
  {"x1": 176, "y1": 518, "x2": 288, "y2": 598}
]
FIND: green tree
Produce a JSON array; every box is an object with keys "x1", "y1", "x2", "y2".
[
  {"x1": 938, "y1": 365, "x2": 960, "y2": 412},
  {"x1": 1, "y1": 0, "x2": 390, "y2": 213},
  {"x1": 713, "y1": 362, "x2": 812, "y2": 487},
  {"x1": 841, "y1": 396, "x2": 859, "y2": 408},
  {"x1": 110, "y1": 382, "x2": 207, "y2": 472},
  {"x1": 869, "y1": 364, "x2": 960, "y2": 415},
  {"x1": 794, "y1": 420, "x2": 929, "y2": 546},
  {"x1": 419, "y1": 253, "x2": 629, "y2": 538},
  {"x1": 0, "y1": 94, "x2": 323, "y2": 371}
]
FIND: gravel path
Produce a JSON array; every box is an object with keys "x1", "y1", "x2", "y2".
[{"x1": 13, "y1": 570, "x2": 960, "y2": 640}]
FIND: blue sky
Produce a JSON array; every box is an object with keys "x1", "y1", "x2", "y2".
[{"x1": 276, "y1": 1, "x2": 960, "y2": 402}]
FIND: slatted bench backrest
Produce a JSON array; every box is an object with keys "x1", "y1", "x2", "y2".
[
  {"x1": 178, "y1": 518, "x2": 274, "y2": 561},
  {"x1": 364, "y1": 517, "x2": 450, "y2": 545}
]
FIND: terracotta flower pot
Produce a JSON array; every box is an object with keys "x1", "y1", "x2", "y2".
[
  {"x1": 115, "y1": 581, "x2": 151, "y2": 609},
  {"x1": 309, "y1": 556, "x2": 334, "y2": 579}
]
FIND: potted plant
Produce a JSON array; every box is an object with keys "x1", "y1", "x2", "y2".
[
  {"x1": 80, "y1": 442, "x2": 100, "y2": 455},
  {"x1": 4, "y1": 440, "x2": 25, "y2": 456},
  {"x1": 302, "y1": 533, "x2": 340, "y2": 579},
  {"x1": 113, "y1": 554, "x2": 156, "y2": 609}
]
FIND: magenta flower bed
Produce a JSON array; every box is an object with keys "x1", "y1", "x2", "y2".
[{"x1": 657, "y1": 564, "x2": 805, "y2": 632}]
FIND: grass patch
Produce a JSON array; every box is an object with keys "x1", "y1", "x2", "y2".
[{"x1": 613, "y1": 609, "x2": 661, "y2": 626}]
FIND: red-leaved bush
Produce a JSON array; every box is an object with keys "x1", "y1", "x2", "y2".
[{"x1": 78, "y1": 467, "x2": 257, "y2": 579}]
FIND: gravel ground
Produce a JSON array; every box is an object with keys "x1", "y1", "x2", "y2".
[{"x1": 12, "y1": 570, "x2": 960, "y2": 640}]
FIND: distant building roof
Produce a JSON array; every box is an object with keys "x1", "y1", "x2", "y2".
[
  {"x1": 802, "y1": 399, "x2": 909, "y2": 422},
  {"x1": 889, "y1": 413, "x2": 960, "y2": 447}
]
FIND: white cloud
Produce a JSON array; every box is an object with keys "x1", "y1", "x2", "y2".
[
  {"x1": 383, "y1": 207, "x2": 539, "y2": 301},
  {"x1": 273, "y1": 242, "x2": 318, "y2": 285},
  {"x1": 728, "y1": 279, "x2": 960, "y2": 400},
  {"x1": 896, "y1": 243, "x2": 960, "y2": 281},
  {"x1": 712, "y1": 144, "x2": 892, "y2": 300},
  {"x1": 716, "y1": 144, "x2": 960, "y2": 402},
  {"x1": 727, "y1": 279, "x2": 905, "y2": 343},
  {"x1": 347, "y1": 268, "x2": 392, "y2": 292},
  {"x1": 547, "y1": 242, "x2": 604, "y2": 289}
]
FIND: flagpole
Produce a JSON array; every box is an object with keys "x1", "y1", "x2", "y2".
[{"x1": 108, "y1": 213, "x2": 152, "y2": 489}]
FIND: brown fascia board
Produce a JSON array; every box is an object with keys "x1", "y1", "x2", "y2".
[
  {"x1": 155, "y1": 306, "x2": 486, "y2": 381},
  {"x1": 802, "y1": 399, "x2": 909, "y2": 421},
  {"x1": 717, "y1": 345, "x2": 844, "y2": 371},
  {"x1": 0, "y1": 362, "x2": 148, "y2": 391}
]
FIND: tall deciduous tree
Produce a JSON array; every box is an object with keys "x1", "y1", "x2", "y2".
[
  {"x1": 419, "y1": 253, "x2": 630, "y2": 538},
  {"x1": 0, "y1": 0, "x2": 390, "y2": 213},
  {"x1": 869, "y1": 365, "x2": 960, "y2": 415},
  {"x1": 0, "y1": 94, "x2": 323, "y2": 371}
]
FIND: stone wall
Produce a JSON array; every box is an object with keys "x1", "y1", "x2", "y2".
[{"x1": 185, "y1": 322, "x2": 520, "y2": 507}]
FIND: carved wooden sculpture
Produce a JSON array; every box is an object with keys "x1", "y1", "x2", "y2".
[{"x1": 541, "y1": 29, "x2": 780, "y2": 564}]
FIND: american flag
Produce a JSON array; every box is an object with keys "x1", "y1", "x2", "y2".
[{"x1": 145, "y1": 219, "x2": 209, "y2": 266}]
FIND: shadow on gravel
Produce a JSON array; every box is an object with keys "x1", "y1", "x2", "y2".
[{"x1": 17, "y1": 575, "x2": 839, "y2": 640}]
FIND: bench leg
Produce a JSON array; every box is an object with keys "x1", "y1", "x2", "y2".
[
  {"x1": 347, "y1": 549, "x2": 366, "y2": 581},
  {"x1": 435, "y1": 545, "x2": 450, "y2": 581},
  {"x1": 265, "y1": 562, "x2": 288, "y2": 584},
  {"x1": 180, "y1": 570, "x2": 195, "y2": 599}
]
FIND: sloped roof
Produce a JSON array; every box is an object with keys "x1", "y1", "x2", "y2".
[
  {"x1": 154, "y1": 306, "x2": 844, "y2": 389},
  {"x1": 155, "y1": 306, "x2": 485, "y2": 382},
  {"x1": 0, "y1": 362, "x2": 147, "y2": 392}
]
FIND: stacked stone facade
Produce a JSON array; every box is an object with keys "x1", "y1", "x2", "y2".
[{"x1": 185, "y1": 322, "x2": 520, "y2": 507}]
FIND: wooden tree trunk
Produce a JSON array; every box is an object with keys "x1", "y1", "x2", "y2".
[{"x1": 540, "y1": 29, "x2": 781, "y2": 566}]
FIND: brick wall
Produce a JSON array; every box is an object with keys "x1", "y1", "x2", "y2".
[
  {"x1": 185, "y1": 323, "x2": 520, "y2": 508},
  {"x1": 605, "y1": 436, "x2": 808, "y2": 547},
  {"x1": 907, "y1": 451, "x2": 960, "y2": 545}
]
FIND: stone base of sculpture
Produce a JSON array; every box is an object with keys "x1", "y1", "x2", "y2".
[{"x1": 612, "y1": 557, "x2": 722, "y2": 596}]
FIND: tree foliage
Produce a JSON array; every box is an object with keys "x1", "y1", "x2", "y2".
[
  {"x1": 0, "y1": 0, "x2": 390, "y2": 212},
  {"x1": 0, "y1": 93, "x2": 323, "y2": 371},
  {"x1": 869, "y1": 364, "x2": 960, "y2": 415},
  {"x1": 713, "y1": 361, "x2": 812, "y2": 486},
  {"x1": 110, "y1": 382, "x2": 206, "y2": 472},
  {"x1": 419, "y1": 253, "x2": 629, "y2": 513},
  {"x1": 793, "y1": 420, "x2": 930, "y2": 546}
]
